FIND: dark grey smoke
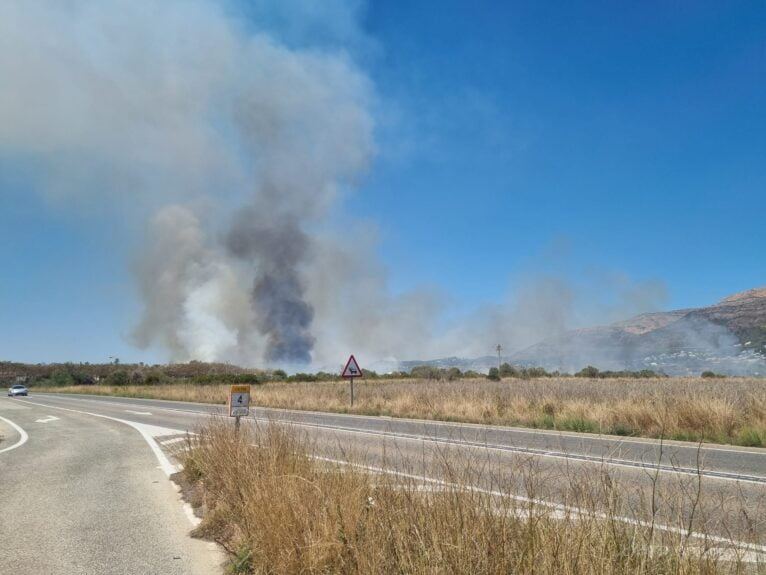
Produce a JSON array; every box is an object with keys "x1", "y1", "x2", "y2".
[{"x1": 227, "y1": 207, "x2": 314, "y2": 363}]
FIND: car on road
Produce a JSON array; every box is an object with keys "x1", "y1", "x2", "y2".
[{"x1": 7, "y1": 384, "x2": 28, "y2": 397}]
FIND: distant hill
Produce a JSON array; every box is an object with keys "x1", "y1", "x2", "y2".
[
  {"x1": 509, "y1": 287, "x2": 766, "y2": 375},
  {"x1": 390, "y1": 288, "x2": 766, "y2": 376}
]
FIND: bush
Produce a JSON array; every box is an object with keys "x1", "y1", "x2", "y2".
[
  {"x1": 70, "y1": 372, "x2": 94, "y2": 385},
  {"x1": 445, "y1": 367, "x2": 463, "y2": 381},
  {"x1": 735, "y1": 427, "x2": 764, "y2": 447},
  {"x1": 107, "y1": 370, "x2": 129, "y2": 386},
  {"x1": 48, "y1": 371, "x2": 75, "y2": 386},
  {"x1": 523, "y1": 367, "x2": 549, "y2": 378},
  {"x1": 487, "y1": 367, "x2": 501, "y2": 381},
  {"x1": 410, "y1": 365, "x2": 443, "y2": 380},
  {"x1": 287, "y1": 372, "x2": 318, "y2": 382},
  {"x1": 575, "y1": 366, "x2": 600, "y2": 378},
  {"x1": 271, "y1": 369, "x2": 287, "y2": 380},
  {"x1": 499, "y1": 363, "x2": 518, "y2": 377},
  {"x1": 145, "y1": 373, "x2": 163, "y2": 385}
]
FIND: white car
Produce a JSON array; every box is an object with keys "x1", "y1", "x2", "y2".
[{"x1": 7, "y1": 384, "x2": 28, "y2": 397}]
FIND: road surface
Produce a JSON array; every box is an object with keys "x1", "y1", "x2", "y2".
[
  {"x1": 0, "y1": 396, "x2": 222, "y2": 575},
  {"x1": 2, "y1": 391, "x2": 766, "y2": 569}
]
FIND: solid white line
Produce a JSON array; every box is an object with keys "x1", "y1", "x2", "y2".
[
  {"x1": 30, "y1": 394, "x2": 766, "y2": 484},
  {"x1": 258, "y1": 418, "x2": 766, "y2": 486},
  {"x1": 0, "y1": 415, "x2": 29, "y2": 455},
  {"x1": 311, "y1": 454, "x2": 766, "y2": 557},
  {"x1": 10, "y1": 398, "x2": 204, "y2": 530},
  {"x1": 38, "y1": 392, "x2": 766, "y2": 455},
  {"x1": 16, "y1": 396, "x2": 763, "y2": 556},
  {"x1": 133, "y1": 423, "x2": 180, "y2": 477}
]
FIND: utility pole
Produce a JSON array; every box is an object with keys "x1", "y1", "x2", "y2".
[{"x1": 496, "y1": 344, "x2": 502, "y2": 372}]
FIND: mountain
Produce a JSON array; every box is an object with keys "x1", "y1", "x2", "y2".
[{"x1": 509, "y1": 287, "x2": 766, "y2": 375}]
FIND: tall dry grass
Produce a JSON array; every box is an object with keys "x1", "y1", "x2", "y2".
[
  {"x1": 179, "y1": 420, "x2": 764, "y2": 574},
  {"x1": 39, "y1": 377, "x2": 766, "y2": 446}
]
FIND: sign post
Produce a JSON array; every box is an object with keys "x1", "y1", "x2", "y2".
[
  {"x1": 341, "y1": 355, "x2": 363, "y2": 407},
  {"x1": 228, "y1": 384, "x2": 251, "y2": 432}
]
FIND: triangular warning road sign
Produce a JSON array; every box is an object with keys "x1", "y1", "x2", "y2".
[{"x1": 341, "y1": 355, "x2": 363, "y2": 378}]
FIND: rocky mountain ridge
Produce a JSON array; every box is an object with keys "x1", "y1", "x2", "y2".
[{"x1": 391, "y1": 287, "x2": 766, "y2": 376}]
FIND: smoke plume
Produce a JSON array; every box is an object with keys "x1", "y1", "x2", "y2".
[
  {"x1": 0, "y1": 0, "x2": 373, "y2": 366},
  {"x1": 1, "y1": 0, "x2": 708, "y2": 372},
  {"x1": 226, "y1": 208, "x2": 315, "y2": 363}
]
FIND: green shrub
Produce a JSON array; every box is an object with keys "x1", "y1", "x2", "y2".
[
  {"x1": 610, "y1": 423, "x2": 639, "y2": 437},
  {"x1": 735, "y1": 427, "x2": 764, "y2": 447},
  {"x1": 107, "y1": 370, "x2": 129, "y2": 386},
  {"x1": 410, "y1": 365, "x2": 443, "y2": 380},
  {"x1": 575, "y1": 366, "x2": 600, "y2": 378},
  {"x1": 50, "y1": 371, "x2": 75, "y2": 386},
  {"x1": 499, "y1": 363, "x2": 518, "y2": 377},
  {"x1": 557, "y1": 416, "x2": 599, "y2": 433}
]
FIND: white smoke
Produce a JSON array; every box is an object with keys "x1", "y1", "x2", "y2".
[
  {"x1": 131, "y1": 205, "x2": 257, "y2": 363},
  {"x1": 0, "y1": 0, "x2": 377, "y2": 365},
  {"x1": 0, "y1": 0, "x2": 683, "y2": 370}
]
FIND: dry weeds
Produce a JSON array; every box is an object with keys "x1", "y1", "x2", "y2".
[{"x1": 179, "y1": 420, "x2": 765, "y2": 574}]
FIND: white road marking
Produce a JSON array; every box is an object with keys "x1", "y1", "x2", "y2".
[
  {"x1": 11, "y1": 398, "x2": 205, "y2": 529},
  {"x1": 125, "y1": 410, "x2": 153, "y2": 415},
  {"x1": 27, "y1": 394, "x2": 766, "y2": 485},
  {"x1": 0, "y1": 415, "x2": 29, "y2": 455},
  {"x1": 14, "y1": 397, "x2": 765, "y2": 556},
  {"x1": 159, "y1": 437, "x2": 189, "y2": 446},
  {"x1": 35, "y1": 416, "x2": 60, "y2": 423},
  {"x1": 312, "y1": 454, "x2": 766, "y2": 558},
  {"x1": 40, "y1": 393, "x2": 766, "y2": 456},
  {"x1": 261, "y1": 418, "x2": 766, "y2": 486}
]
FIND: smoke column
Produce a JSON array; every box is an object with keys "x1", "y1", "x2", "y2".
[
  {"x1": 0, "y1": 0, "x2": 692, "y2": 371},
  {"x1": 0, "y1": 0, "x2": 374, "y2": 366},
  {"x1": 226, "y1": 207, "x2": 315, "y2": 363}
]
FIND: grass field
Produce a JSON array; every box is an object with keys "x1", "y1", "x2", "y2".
[
  {"x1": 178, "y1": 420, "x2": 765, "y2": 574},
  {"x1": 35, "y1": 376, "x2": 766, "y2": 447}
]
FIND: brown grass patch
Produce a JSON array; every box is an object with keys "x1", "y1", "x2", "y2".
[
  {"x1": 179, "y1": 420, "x2": 764, "y2": 574},
  {"x1": 37, "y1": 376, "x2": 766, "y2": 446}
]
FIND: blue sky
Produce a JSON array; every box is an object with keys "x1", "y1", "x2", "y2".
[
  {"x1": 356, "y1": 1, "x2": 765, "y2": 304},
  {"x1": 0, "y1": 1, "x2": 764, "y2": 364}
]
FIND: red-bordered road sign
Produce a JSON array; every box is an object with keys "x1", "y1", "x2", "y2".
[{"x1": 341, "y1": 355, "x2": 363, "y2": 378}]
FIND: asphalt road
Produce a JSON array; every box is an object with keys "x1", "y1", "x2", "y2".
[
  {"x1": 22, "y1": 391, "x2": 766, "y2": 482},
  {"x1": 3, "y1": 391, "x2": 766, "y2": 565},
  {"x1": 0, "y1": 396, "x2": 222, "y2": 575}
]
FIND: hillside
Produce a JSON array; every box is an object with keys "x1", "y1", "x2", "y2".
[{"x1": 510, "y1": 287, "x2": 766, "y2": 375}]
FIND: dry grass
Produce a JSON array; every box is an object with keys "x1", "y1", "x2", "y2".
[
  {"x1": 179, "y1": 420, "x2": 764, "y2": 574},
  {"x1": 37, "y1": 376, "x2": 766, "y2": 446}
]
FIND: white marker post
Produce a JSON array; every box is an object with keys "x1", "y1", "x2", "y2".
[
  {"x1": 228, "y1": 384, "x2": 251, "y2": 432},
  {"x1": 341, "y1": 355, "x2": 363, "y2": 407}
]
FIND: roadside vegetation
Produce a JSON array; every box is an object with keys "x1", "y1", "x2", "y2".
[
  {"x1": 178, "y1": 420, "x2": 764, "y2": 574},
  {"x1": 0, "y1": 359, "x2": 666, "y2": 388},
  {"x1": 30, "y1": 374, "x2": 766, "y2": 448}
]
